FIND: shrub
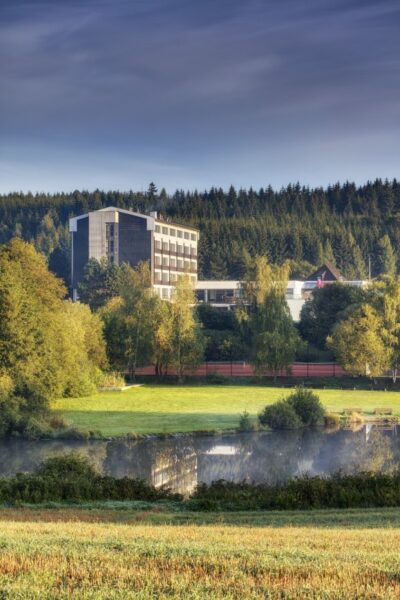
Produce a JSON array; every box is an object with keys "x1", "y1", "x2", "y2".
[
  {"x1": 48, "y1": 416, "x2": 67, "y2": 430},
  {"x1": 99, "y1": 371, "x2": 126, "y2": 389},
  {"x1": 238, "y1": 411, "x2": 254, "y2": 431},
  {"x1": 324, "y1": 412, "x2": 341, "y2": 428},
  {"x1": 259, "y1": 388, "x2": 326, "y2": 430},
  {"x1": 287, "y1": 388, "x2": 325, "y2": 427},
  {"x1": 258, "y1": 400, "x2": 302, "y2": 429},
  {"x1": 189, "y1": 471, "x2": 400, "y2": 511},
  {"x1": 346, "y1": 411, "x2": 364, "y2": 424},
  {"x1": 0, "y1": 454, "x2": 181, "y2": 504},
  {"x1": 204, "y1": 371, "x2": 227, "y2": 385}
]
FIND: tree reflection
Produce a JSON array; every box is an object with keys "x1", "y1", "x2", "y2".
[{"x1": 0, "y1": 425, "x2": 399, "y2": 495}]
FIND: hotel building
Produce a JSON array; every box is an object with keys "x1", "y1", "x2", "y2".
[{"x1": 69, "y1": 206, "x2": 199, "y2": 300}]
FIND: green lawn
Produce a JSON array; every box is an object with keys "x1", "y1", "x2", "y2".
[
  {"x1": 52, "y1": 385, "x2": 400, "y2": 436},
  {"x1": 1, "y1": 507, "x2": 400, "y2": 598}
]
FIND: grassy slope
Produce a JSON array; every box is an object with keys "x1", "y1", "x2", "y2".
[
  {"x1": 52, "y1": 385, "x2": 400, "y2": 436},
  {"x1": 0, "y1": 507, "x2": 400, "y2": 598}
]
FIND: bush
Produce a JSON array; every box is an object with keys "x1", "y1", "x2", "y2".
[
  {"x1": 98, "y1": 371, "x2": 126, "y2": 390},
  {"x1": 259, "y1": 400, "x2": 302, "y2": 429},
  {"x1": 0, "y1": 454, "x2": 181, "y2": 504},
  {"x1": 238, "y1": 411, "x2": 254, "y2": 431},
  {"x1": 189, "y1": 471, "x2": 400, "y2": 511},
  {"x1": 324, "y1": 412, "x2": 341, "y2": 427},
  {"x1": 204, "y1": 371, "x2": 227, "y2": 385},
  {"x1": 288, "y1": 388, "x2": 325, "y2": 427},
  {"x1": 259, "y1": 387, "x2": 326, "y2": 429}
]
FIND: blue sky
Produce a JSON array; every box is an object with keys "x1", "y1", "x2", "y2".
[{"x1": 1, "y1": 0, "x2": 400, "y2": 193}]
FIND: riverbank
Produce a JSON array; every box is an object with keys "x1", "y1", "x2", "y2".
[
  {"x1": 52, "y1": 385, "x2": 400, "y2": 437},
  {"x1": 0, "y1": 506, "x2": 399, "y2": 598}
]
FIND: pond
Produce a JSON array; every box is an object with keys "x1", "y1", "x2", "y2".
[{"x1": 0, "y1": 425, "x2": 399, "y2": 495}]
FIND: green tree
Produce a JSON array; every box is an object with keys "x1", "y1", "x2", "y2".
[
  {"x1": 78, "y1": 258, "x2": 121, "y2": 310},
  {"x1": 376, "y1": 235, "x2": 396, "y2": 276},
  {"x1": 164, "y1": 275, "x2": 204, "y2": 382},
  {"x1": 368, "y1": 276, "x2": 400, "y2": 381},
  {"x1": 328, "y1": 304, "x2": 390, "y2": 377},
  {"x1": 299, "y1": 283, "x2": 365, "y2": 349},
  {"x1": 0, "y1": 239, "x2": 107, "y2": 434},
  {"x1": 101, "y1": 262, "x2": 161, "y2": 379},
  {"x1": 239, "y1": 257, "x2": 300, "y2": 378}
]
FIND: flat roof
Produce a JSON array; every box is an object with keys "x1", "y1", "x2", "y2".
[
  {"x1": 196, "y1": 280, "x2": 304, "y2": 290},
  {"x1": 155, "y1": 219, "x2": 199, "y2": 232},
  {"x1": 69, "y1": 206, "x2": 198, "y2": 232}
]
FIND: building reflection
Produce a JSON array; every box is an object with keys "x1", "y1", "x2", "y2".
[{"x1": 0, "y1": 425, "x2": 399, "y2": 495}]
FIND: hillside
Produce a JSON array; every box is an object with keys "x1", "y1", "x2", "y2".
[{"x1": 1, "y1": 179, "x2": 399, "y2": 283}]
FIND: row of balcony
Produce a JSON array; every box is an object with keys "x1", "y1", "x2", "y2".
[
  {"x1": 155, "y1": 260, "x2": 196, "y2": 269},
  {"x1": 154, "y1": 276, "x2": 196, "y2": 285},
  {"x1": 155, "y1": 248, "x2": 197, "y2": 259},
  {"x1": 155, "y1": 266, "x2": 197, "y2": 276}
]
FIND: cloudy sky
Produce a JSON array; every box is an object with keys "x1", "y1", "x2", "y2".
[{"x1": 1, "y1": 0, "x2": 399, "y2": 192}]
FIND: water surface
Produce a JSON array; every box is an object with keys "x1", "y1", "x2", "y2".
[{"x1": 0, "y1": 425, "x2": 399, "y2": 494}]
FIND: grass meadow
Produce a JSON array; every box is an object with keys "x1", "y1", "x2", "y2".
[
  {"x1": 0, "y1": 507, "x2": 400, "y2": 598},
  {"x1": 52, "y1": 385, "x2": 400, "y2": 436}
]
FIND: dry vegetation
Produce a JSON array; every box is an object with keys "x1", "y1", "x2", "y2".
[{"x1": 0, "y1": 508, "x2": 399, "y2": 598}]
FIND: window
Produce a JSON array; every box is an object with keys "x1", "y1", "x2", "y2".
[
  {"x1": 177, "y1": 230, "x2": 183, "y2": 238},
  {"x1": 191, "y1": 261, "x2": 196, "y2": 271},
  {"x1": 155, "y1": 225, "x2": 161, "y2": 233},
  {"x1": 154, "y1": 272, "x2": 162, "y2": 283},
  {"x1": 184, "y1": 260, "x2": 190, "y2": 271},
  {"x1": 170, "y1": 257, "x2": 176, "y2": 268},
  {"x1": 162, "y1": 226, "x2": 168, "y2": 235},
  {"x1": 170, "y1": 243, "x2": 176, "y2": 253},
  {"x1": 177, "y1": 244, "x2": 183, "y2": 255},
  {"x1": 170, "y1": 228, "x2": 176, "y2": 237},
  {"x1": 162, "y1": 242, "x2": 169, "y2": 252},
  {"x1": 191, "y1": 233, "x2": 196, "y2": 241},
  {"x1": 162, "y1": 272, "x2": 169, "y2": 284},
  {"x1": 170, "y1": 273, "x2": 177, "y2": 282},
  {"x1": 184, "y1": 245, "x2": 190, "y2": 256},
  {"x1": 162, "y1": 256, "x2": 169, "y2": 267},
  {"x1": 155, "y1": 240, "x2": 161, "y2": 250},
  {"x1": 162, "y1": 287, "x2": 169, "y2": 298},
  {"x1": 105, "y1": 222, "x2": 118, "y2": 264},
  {"x1": 184, "y1": 232, "x2": 189, "y2": 240},
  {"x1": 155, "y1": 256, "x2": 161, "y2": 266},
  {"x1": 178, "y1": 259, "x2": 183, "y2": 269}
]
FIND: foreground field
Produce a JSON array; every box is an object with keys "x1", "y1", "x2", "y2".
[
  {"x1": 0, "y1": 507, "x2": 399, "y2": 598},
  {"x1": 52, "y1": 385, "x2": 400, "y2": 436}
]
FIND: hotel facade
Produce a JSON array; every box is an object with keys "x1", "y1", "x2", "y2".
[{"x1": 69, "y1": 207, "x2": 199, "y2": 300}]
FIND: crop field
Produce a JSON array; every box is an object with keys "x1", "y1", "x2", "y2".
[
  {"x1": 0, "y1": 507, "x2": 400, "y2": 598},
  {"x1": 52, "y1": 385, "x2": 400, "y2": 436}
]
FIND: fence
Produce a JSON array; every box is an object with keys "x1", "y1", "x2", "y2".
[{"x1": 135, "y1": 361, "x2": 345, "y2": 378}]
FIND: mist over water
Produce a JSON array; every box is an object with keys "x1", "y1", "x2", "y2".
[{"x1": 0, "y1": 426, "x2": 399, "y2": 494}]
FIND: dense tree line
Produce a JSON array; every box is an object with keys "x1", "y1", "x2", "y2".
[
  {"x1": 1, "y1": 179, "x2": 400, "y2": 284},
  {"x1": 0, "y1": 240, "x2": 107, "y2": 436}
]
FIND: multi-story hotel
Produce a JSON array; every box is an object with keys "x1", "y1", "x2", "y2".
[{"x1": 69, "y1": 206, "x2": 199, "y2": 300}]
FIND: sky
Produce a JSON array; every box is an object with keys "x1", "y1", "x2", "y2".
[{"x1": 1, "y1": 0, "x2": 400, "y2": 193}]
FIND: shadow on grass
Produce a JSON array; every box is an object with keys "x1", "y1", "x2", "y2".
[
  {"x1": 55, "y1": 410, "x2": 243, "y2": 434},
  {"x1": 0, "y1": 506, "x2": 399, "y2": 529}
]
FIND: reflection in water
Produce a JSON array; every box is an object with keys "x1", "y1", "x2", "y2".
[{"x1": 0, "y1": 426, "x2": 399, "y2": 495}]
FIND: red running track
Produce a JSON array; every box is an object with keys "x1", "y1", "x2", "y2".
[{"x1": 135, "y1": 362, "x2": 345, "y2": 377}]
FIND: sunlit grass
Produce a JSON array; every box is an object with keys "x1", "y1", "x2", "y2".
[
  {"x1": 52, "y1": 385, "x2": 400, "y2": 436},
  {"x1": 0, "y1": 507, "x2": 400, "y2": 598}
]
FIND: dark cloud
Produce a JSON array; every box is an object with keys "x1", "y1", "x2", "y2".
[{"x1": 1, "y1": 0, "x2": 399, "y2": 192}]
